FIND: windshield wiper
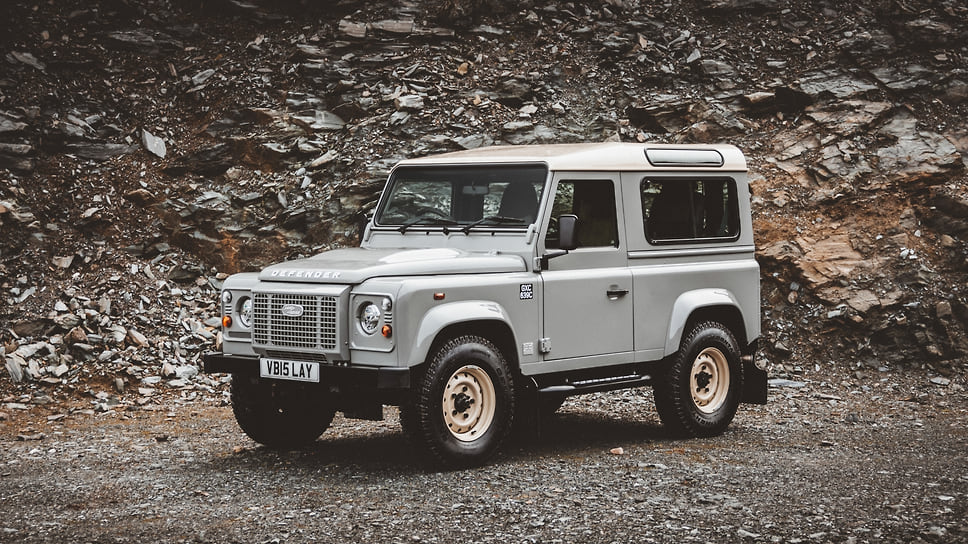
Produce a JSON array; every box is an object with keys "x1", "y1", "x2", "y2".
[
  {"x1": 461, "y1": 215, "x2": 528, "y2": 235},
  {"x1": 398, "y1": 215, "x2": 459, "y2": 234}
]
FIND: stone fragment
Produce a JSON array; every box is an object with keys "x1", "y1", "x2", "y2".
[
  {"x1": 702, "y1": 59, "x2": 736, "y2": 76},
  {"x1": 174, "y1": 365, "x2": 199, "y2": 380},
  {"x1": 65, "y1": 327, "x2": 88, "y2": 344},
  {"x1": 141, "y1": 128, "x2": 167, "y2": 158},
  {"x1": 162, "y1": 144, "x2": 233, "y2": 175},
  {"x1": 51, "y1": 255, "x2": 74, "y2": 269},
  {"x1": 8, "y1": 51, "x2": 45, "y2": 71},
  {"x1": 66, "y1": 143, "x2": 137, "y2": 161},
  {"x1": 309, "y1": 149, "x2": 339, "y2": 168},
  {"x1": 0, "y1": 113, "x2": 28, "y2": 134},
  {"x1": 797, "y1": 69, "x2": 878, "y2": 99},
  {"x1": 53, "y1": 313, "x2": 81, "y2": 329},
  {"x1": 371, "y1": 20, "x2": 414, "y2": 34},
  {"x1": 395, "y1": 95, "x2": 424, "y2": 111},
  {"x1": 105, "y1": 326, "x2": 127, "y2": 345},
  {"x1": 292, "y1": 110, "x2": 344, "y2": 131},
  {"x1": 338, "y1": 19, "x2": 367, "y2": 38},
  {"x1": 806, "y1": 100, "x2": 891, "y2": 136},
  {"x1": 127, "y1": 329, "x2": 149, "y2": 347},
  {"x1": 876, "y1": 113, "x2": 962, "y2": 183},
  {"x1": 796, "y1": 235, "x2": 865, "y2": 286},
  {"x1": 769, "y1": 379, "x2": 807, "y2": 388},
  {"x1": 737, "y1": 529, "x2": 761, "y2": 540},
  {"x1": 191, "y1": 69, "x2": 216, "y2": 86},
  {"x1": 5, "y1": 355, "x2": 25, "y2": 383},
  {"x1": 105, "y1": 30, "x2": 182, "y2": 55}
]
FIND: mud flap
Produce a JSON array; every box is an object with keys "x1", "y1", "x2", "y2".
[{"x1": 741, "y1": 353, "x2": 768, "y2": 405}]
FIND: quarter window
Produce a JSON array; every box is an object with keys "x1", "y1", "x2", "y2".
[{"x1": 642, "y1": 179, "x2": 739, "y2": 243}]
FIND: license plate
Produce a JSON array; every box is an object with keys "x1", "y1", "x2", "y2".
[{"x1": 259, "y1": 358, "x2": 320, "y2": 383}]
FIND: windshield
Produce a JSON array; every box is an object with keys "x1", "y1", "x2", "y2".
[{"x1": 375, "y1": 165, "x2": 547, "y2": 231}]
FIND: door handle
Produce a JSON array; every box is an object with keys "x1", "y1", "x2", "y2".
[{"x1": 606, "y1": 287, "x2": 629, "y2": 299}]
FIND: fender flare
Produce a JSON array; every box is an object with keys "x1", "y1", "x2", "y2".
[
  {"x1": 664, "y1": 288, "x2": 743, "y2": 356},
  {"x1": 409, "y1": 300, "x2": 514, "y2": 366}
]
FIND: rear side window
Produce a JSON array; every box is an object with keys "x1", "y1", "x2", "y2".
[{"x1": 642, "y1": 178, "x2": 739, "y2": 243}]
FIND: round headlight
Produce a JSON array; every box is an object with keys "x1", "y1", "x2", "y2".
[
  {"x1": 358, "y1": 302, "x2": 381, "y2": 335},
  {"x1": 238, "y1": 297, "x2": 253, "y2": 328},
  {"x1": 221, "y1": 290, "x2": 233, "y2": 304}
]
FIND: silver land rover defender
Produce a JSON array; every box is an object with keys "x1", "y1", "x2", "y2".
[{"x1": 204, "y1": 143, "x2": 767, "y2": 467}]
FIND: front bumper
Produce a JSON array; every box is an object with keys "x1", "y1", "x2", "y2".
[{"x1": 202, "y1": 352, "x2": 411, "y2": 391}]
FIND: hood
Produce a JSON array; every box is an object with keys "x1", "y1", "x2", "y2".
[{"x1": 259, "y1": 247, "x2": 527, "y2": 284}]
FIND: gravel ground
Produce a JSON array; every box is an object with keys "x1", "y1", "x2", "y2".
[{"x1": 2, "y1": 368, "x2": 966, "y2": 544}]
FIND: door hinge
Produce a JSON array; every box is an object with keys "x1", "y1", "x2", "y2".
[{"x1": 539, "y1": 337, "x2": 552, "y2": 354}]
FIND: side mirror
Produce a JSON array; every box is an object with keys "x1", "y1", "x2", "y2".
[
  {"x1": 539, "y1": 214, "x2": 578, "y2": 270},
  {"x1": 558, "y1": 214, "x2": 578, "y2": 251}
]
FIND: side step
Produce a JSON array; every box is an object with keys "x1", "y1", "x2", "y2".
[{"x1": 537, "y1": 373, "x2": 653, "y2": 397}]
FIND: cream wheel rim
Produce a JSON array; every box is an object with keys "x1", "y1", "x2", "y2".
[
  {"x1": 442, "y1": 365, "x2": 495, "y2": 442},
  {"x1": 690, "y1": 347, "x2": 730, "y2": 414}
]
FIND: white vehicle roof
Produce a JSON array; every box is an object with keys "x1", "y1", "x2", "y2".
[{"x1": 396, "y1": 142, "x2": 747, "y2": 172}]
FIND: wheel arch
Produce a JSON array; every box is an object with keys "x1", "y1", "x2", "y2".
[
  {"x1": 409, "y1": 301, "x2": 520, "y2": 370},
  {"x1": 664, "y1": 289, "x2": 751, "y2": 356}
]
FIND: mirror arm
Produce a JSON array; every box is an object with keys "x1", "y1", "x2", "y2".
[{"x1": 538, "y1": 249, "x2": 569, "y2": 271}]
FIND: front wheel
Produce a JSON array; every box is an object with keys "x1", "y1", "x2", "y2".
[
  {"x1": 408, "y1": 335, "x2": 515, "y2": 468},
  {"x1": 231, "y1": 376, "x2": 336, "y2": 449},
  {"x1": 654, "y1": 321, "x2": 744, "y2": 437}
]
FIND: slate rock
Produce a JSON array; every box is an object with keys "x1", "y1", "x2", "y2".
[
  {"x1": 66, "y1": 143, "x2": 137, "y2": 161},
  {"x1": 141, "y1": 129, "x2": 167, "y2": 159},
  {"x1": 0, "y1": 113, "x2": 28, "y2": 134},
  {"x1": 797, "y1": 69, "x2": 878, "y2": 100}
]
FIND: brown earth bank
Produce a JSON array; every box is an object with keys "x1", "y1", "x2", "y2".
[{"x1": 0, "y1": 0, "x2": 967, "y2": 539}]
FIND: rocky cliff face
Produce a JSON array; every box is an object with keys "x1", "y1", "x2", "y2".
[{"x1": 1, "y1": 0, "x2": 966, "y2": 400}]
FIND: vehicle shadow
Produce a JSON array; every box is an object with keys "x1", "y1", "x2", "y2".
[{"x1": 202, "y1": 408, "x2": 684, "y2": 475}]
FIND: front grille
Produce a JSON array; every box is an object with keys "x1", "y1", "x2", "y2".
[{"x1": 252, "y1": 293, "x2": 338, "y2": 351}]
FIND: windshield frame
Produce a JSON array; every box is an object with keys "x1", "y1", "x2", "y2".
[{"x1": 372, "y1": 163, "x2": 550, "y2": 232}]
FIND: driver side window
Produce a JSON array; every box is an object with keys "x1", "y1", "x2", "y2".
[{"x1": 545, "y1": 180, "x2": 618, "y2": 249}]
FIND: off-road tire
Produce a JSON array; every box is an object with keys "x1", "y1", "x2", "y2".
[
  {"x1": 409, "y1": 335, "x2": 515, "y2": 468},
  {"x1": 231, "y1": 375, "x2": 335, "y2": 449},
  {"x1": 654, "y1": 321, "x2": 744, "y2": 437}
]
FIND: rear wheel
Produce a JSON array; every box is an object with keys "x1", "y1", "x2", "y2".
[
  {"x1": 231, "y1": 376, "x2": 335, "y2": 449},
  {"x1": 654, "y1": 321, "x2": 744, "y2": 437},
  {"x1": 408, "y1": 335, "x2": 515, "y2": 468}
]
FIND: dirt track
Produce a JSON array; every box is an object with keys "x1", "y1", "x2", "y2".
[{"x1": 2, "y1": 370, "x2": 966, "y2": 544}]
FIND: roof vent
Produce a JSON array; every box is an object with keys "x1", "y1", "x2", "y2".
[{"x1": 645, "y1": 148, "x2": 724, "y2": 167}]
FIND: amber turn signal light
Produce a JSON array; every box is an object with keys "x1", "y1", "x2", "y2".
[
  {"x1": 222, "y1": 316, "x2": 232, "y2": 328},
  {"x1": 381, "y1": 325, "x2": 392, "y2": 338}
]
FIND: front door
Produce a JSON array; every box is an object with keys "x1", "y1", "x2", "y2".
[{"x1": 540, "y1": 176, "x2": 633, "y2": 365}]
